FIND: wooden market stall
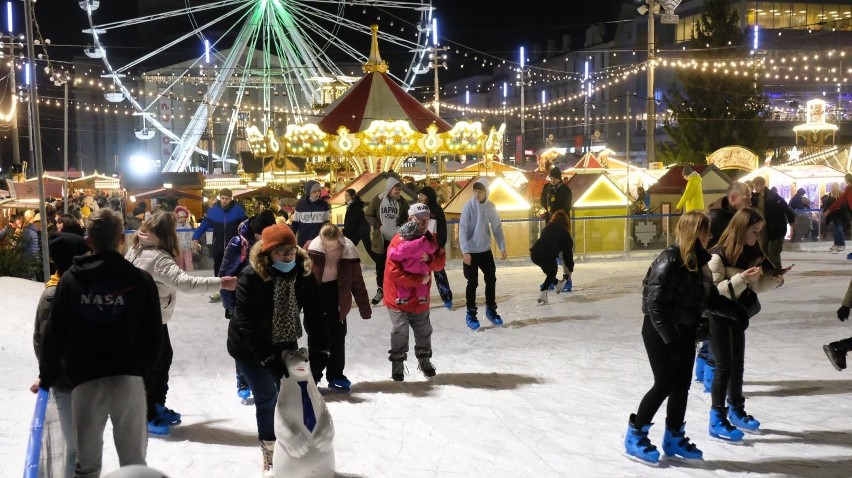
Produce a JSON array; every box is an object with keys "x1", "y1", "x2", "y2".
[
  {"x1": 565, "y1": 173, "x2": 630, "y2": 253},
  {"x1": 646, "y1": 164, "x2": 732, "y2": 214}
]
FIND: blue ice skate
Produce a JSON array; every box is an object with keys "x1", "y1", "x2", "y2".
[
  {"x1": 702, "y1": 362, "x2": 715, "y2": 393},
  {"x1": 147, "y1": 418, "x2": 170, "y2": 436},
  {"x1": 237, "y1": 379, "x2": 251, "y2": 401},
  {"x1": 539, "y1": 281, "x2": 556, "y2": 291},
  {"x1": 560, "y1": 277, "x2": 572, "y2": 293},
  {"x1": 709, "y1": 408, "x2": 744, "y2": 442},
  {"x1": 728, "y1": 405, "x2": 760, "y2": 431},
  {"x1": 694, "y1": 356, "x2": 707, "y2": 382},
  {"x1": 155, "y1": 403, "x2": 181, "y2": 425},
  {"x1": 328, "y1": 377, "x2": 352, "y2": 392},
  {"x1": 443, "y1": 300, "x2": 453, "y2": 310},
  {"x1": 465, "y1": 309, "x2": 480, "y2": 331},
  {"x1": 662, "y1": 423, "x2": 703, "y2": 459},
  {"x1": 485, "y1": 306, "x2": 503, "y2": 326},
  {"x1": 624, "y1": 414, "x2": 660, "y2": 464}
]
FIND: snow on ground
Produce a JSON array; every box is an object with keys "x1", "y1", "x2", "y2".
[{"x1": 2, "y1": 244, "x2": 851, "y2": 477}]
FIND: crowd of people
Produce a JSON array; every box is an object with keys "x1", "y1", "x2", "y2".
[{"x1": 19, "y1": 169, "x2": 852, "y2": 475}]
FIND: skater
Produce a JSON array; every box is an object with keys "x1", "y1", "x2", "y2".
[
  {"x1": 675, "y1": 165, "x2": 704, "y2": 213},
  {"x1": 219, "y1": 210, "x2": 278, "y2": 402},
  {"x1": 227, "y1": 222, "x2": 322, "y2": 476},
  {"x1": 387, "y1": 204, "x2": 439, "y2": 305},
  {"x1": 822, "y1": 173, "x2": 852, "y2": 253},
  {"x1": 529, "y1": 210, "x2": 574, "y2": 305},
  {"x1": 191, "y1": 188, "x2": 247, "y2": 279},
  {"x1": 823, "y1": 277, "x2": 852, "y2": 370},
  {"x1": 418, "y1": 185, "x2": 453, "y2": 308},
  {"x1": 173, "y1": 205, "x2": 195, "y2": 271},
  {"x1": 539, "y1": 166, "x2": 571, "y2": 224},
  {"x1": 365, "y1": 176, "x2": 410, "y2": 305},
  {"x1": 384, "y1": 206, "x2": 446, "y2": 381},
  {"x1": 707, "y1": 207, "x2": 784, "y2": 440},
  {"x1": 39, "y1": 209, "x2": 163, "y2": 478},
  {"x1": 305, "y1": 222, "x2": 372, "y2": 391},
  {"x1": 31, "y1": 232, "x2": 91, "y2": 478},
  {"x1": 125, "y1": 211, "x2": 237, "y2": 435},
  {"x1": 624, "y1": 210, "x2": 713, "y2": 464},
  {"x1": 459, "y1": 178, "x2": 507, "y2": 330},
  {"x1": 342, "y1": 188, "x2": 371, "y2": 253},
  {"x1": 291, "y1": 180, "x2": 330, "y2": 246},
  {"x1": 750, "y1": 176, "x2": 796, "y2": 268}
]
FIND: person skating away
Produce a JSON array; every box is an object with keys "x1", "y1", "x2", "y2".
[
  {"x1": 342, "y1": 188, "x2": 372, "y2": 254},
  {"x1": 823, "y1": 173, "x2": 852, "y2": 253},
  {"x1": 125, "y1": 211, "x2": 237, "y2": 436},
  {"x1": 30, "y1": 232, "x2": 91, "y2": 478},
  {"x1": 676, "y1": 165, "x2": 705, "y2": 213},
  {"x1": 419, "y1": 185, "x2": 454, "y2": 309},
  {"x1": 39, "y1": 209, "x2": 163, "y2": 478},
  {"x1": 707, "y1": 207, "x2": 783, "y2": 441},
  {"x1": 388, "y1": 206, "x2": 439, "y2": 305},
  {"x1": 364, "y1": 176, "x2": 410, "y2": 305},
  {"x1": 823, "y1": 277, "x2": 852, "y2": 371},
  {"x1": 459, "y1": 178, "x2": 507, "y2": 330},
  {"x1": 383, "y1": 206, "x2": 446, "y2": 381},
  {"x1": 227, "y1": 223, "x2": 323, "y2": 477},
  {"x1": 751, "y1": 176, "x2": 796, "y2": 268},
  {"x1": 191, "y1": 188, "x2": 248, "y2": 283},
  {"x1": 305, "y1": 222, "x2": 372, "y2": 392},
  {"x1": 529, "y1": 210, "x2": 574, "y2": 305},
  {"x1": 291, "y1": 180, "x2": 330, "y2": 246},
  {"x1": 624, "y1": 211, "x2": 716, "y2": 464},
  {"x1": 219, "y1": 210, "x2": 278, "y2": 402}
]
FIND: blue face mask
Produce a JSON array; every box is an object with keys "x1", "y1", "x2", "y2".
[{"x1": 272, "y1": 259, "x2": 296, "y2": 273}]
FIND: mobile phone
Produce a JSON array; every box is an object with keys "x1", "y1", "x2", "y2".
[{"x1": 771, "y1": 264, "x2": 794, "y2": 276}]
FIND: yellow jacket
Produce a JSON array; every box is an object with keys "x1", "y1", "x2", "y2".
[{"x1": 677, "y1": 172, "x2": 705, "y2": 212}]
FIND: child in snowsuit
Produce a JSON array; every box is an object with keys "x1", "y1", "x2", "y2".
[{"x1": 387, "y1": 214, "x2": 438, "y2": 305}]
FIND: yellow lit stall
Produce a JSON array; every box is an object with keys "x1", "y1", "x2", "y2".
[{"x1": 565, "y1": 173, "x2": 629, "y2": 253}]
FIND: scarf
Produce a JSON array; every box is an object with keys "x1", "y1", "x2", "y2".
[{"x1": 272, "y1": 274, "x2": 302, "y2": 344}]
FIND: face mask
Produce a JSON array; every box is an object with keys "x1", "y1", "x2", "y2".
[{"x1": 272, "y1": 259, "x2": 296, "y2": 273}]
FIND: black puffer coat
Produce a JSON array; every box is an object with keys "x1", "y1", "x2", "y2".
[{"x1": 641, "y1": 244, "x2": 713, "y2": 344}]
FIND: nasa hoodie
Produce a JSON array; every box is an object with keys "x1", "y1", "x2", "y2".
[{"x1": 39, "y1": 249, "x2": 163, "y2": 389}]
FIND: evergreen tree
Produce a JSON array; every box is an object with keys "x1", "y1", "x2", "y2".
[{"x1": 659, "y1": 0, "x2": 768, "y2": 165}]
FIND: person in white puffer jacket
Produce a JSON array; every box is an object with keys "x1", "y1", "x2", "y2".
[{"x1": 126, "y1": 211, "x2": 237, "y2": 436}]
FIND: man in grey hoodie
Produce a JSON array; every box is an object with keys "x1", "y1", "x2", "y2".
[
  {"x1": 365, "y1": 177, "x2": 410, "y2": 305},
  {"x1": 459, "y1": 178, "x2": 507, "y2": 330}
]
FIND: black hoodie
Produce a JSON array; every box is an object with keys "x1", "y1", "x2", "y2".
[
  {"x1": 418, "y1": 186, "x2": 448, "y2": 248},
  {"x1": 39, "y1": 250, "x2": 163, "y2": 389}
]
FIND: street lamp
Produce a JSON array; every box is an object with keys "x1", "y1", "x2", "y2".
[
  {"x1": 519, "y1": 46, "x2": 525, "y2": 162},
  {"x1": 541, "y1": 90, "x2": 546, "y2": 146}
]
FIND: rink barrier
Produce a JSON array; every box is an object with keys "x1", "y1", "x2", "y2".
[{"x1": 23, "y1": 388, "x2": 49, "y2": 478}]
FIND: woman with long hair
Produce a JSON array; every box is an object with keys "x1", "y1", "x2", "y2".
[
  {"x1": 125, "y1": 211, "x2": 237, "y2": 436},
  {"x1": 624, "y1": 210, "x2": 712, "y2": 464},
  {"x1": 529, "y1": 210, "x2": 574, "y2": 304},
  {"x1": 706, "y1": 207, "x2": 783, "y2": 441}
]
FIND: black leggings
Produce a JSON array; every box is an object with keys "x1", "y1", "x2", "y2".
[
  {"x1": 635, "y1": 317, "x2": 696, "y2": 429},
  {"x1": 304, "y1": 281, "x2": 348, "y2": 383},
  {"x1": 374, "y1": 239, "x2": 391, "y2": 288},
  {"x1": 531, "y1": 252, "x2": 558, "y2": 291},
  {"x1": 709, "y1": 316, "x2": 746, "y2": 411},
  {"x1": 146, "y1": 324, "x2": 173, "y2": 420}
]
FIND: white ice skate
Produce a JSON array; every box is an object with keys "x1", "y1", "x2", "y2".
[{"x1": 537, "y1": 290, "x2": 548, "y2": 305}]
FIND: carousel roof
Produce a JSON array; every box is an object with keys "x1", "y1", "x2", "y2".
[{"x1": 314, "y1": 25, "x2": 451, "y2": 135}]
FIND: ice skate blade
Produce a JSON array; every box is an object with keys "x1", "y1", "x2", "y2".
[
  {"x1": 823, "y1": 344, "x2": 845, "y2": 371},
  {"x1": 623, "y1": 451, "x2": 660, "y2": 466},
  {"x1": 241, "y1": 397, "x2": 254, "y2": 406},
  {"x1": 662, "y1": 453, "x2": 704, "y2": 462},
  {"x1": 708, "y1": 434, "x2": 746, "y2": 445}
]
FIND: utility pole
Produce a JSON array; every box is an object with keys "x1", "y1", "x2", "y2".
[
  {"x1": 63, "y1": 79, "x2": 69, "y2": 212},
  {"x1": 646, "y1": 0, "x2": 656, "y2": 164},
  {"x1": 427, "y1": 18, "x2": 446, "y2": 177},
  {"x1": 519, "y1": 47, "x2": 525, "y2": 164},
  {"x1": 584, "y1": 59, "x2": 591, "y2": 153},
  {"x1": 6, "y1": 38, "x2": 20, "y2": 166}
]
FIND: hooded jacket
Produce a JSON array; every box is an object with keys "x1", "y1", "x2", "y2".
[
  {"x1": 707, "y1": 195, "x2": 738, "y2": 249},
  {"x1": 292, "y1": 180, "x2": 330, "y2": 245},
  {"x1": 752, "y1": 188, "x2": 796, "y2": 241},
  {"x1": 306, "y1": 236, "x2": 372, "y2": 323},
  {"x1": 39, "y1": 250, "x2": 163, "y2": 389},
  {"x1": 459, "y1": 178, "x2": 506, "y2": 255},
  {"x1": 219, "y1": 218, "x2": 255, "y2": 311},
  {"x1": 125, "y1": 232, "x2": 221, "y2": 323},
  {"x1": 192, "y1": 199, "x2": 248, "y2": 255},
  {"x1": 365, "y1": 178, "x2": 410, "y2": 254},
  {"x1": 418, "y1": 186, "x2": 448, "y2": 248},
  {"x1": 227, "y1": 242, "x2": 322, "y2": 364},
  {"x1": 383, "y1": 229, "x2": 446, "y2": 314},
  {"x1": 539, "y1": 180, "x2": 572, "y2": 221},
  {"x1": 676, "y1": 171, "x2": 705, "y2": 212},
  {"x1": 343, "y1": 195, "x2": 370, "y2": 241}
]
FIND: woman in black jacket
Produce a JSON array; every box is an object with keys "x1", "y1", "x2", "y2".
[
  {"x1": 227, "y1": 223, "x2": 322, "y2": 474},
  {"x1": 342, "y1": 188, "x2": 371, "y2": 249},
  {"x1": 529, "y1": 210, "x2": 573, "y2": 304},
  {"x1": 418, "y1": 186, "x2": 453, "y2": 308},
  {"x1": 624, "y1": 210, "x2": 712, "y2": 465}
]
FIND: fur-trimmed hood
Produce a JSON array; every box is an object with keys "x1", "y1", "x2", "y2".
[
  {"x1": 249, "y1": 240, "x2": 312, "y2": 282},
  {"x1": 305, "y1": 235, "x2": 361, "y2": 261}
]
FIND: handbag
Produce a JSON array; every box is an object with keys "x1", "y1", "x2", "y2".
[{"x1": 728, "y1": 282, "x2": 761, "y2": 318}]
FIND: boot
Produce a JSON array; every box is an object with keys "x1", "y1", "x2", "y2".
[
  {"x1": 624, "y1": 414, "x2": 660, "y2": 464},
  {"x1": 260, "y1": 440, "x2": 275, "y2": 477},
  {"x1": 702, "y1": 361, "x2": 715, "y2": 393},
  {"x1": 694, "y1": 356, "x2": 707, "y2": 382},
  {"x1": 155, "y1": 403, "x2": 181, "y2": 425},
  {"x1": 415, "y1": 347, "x2": 436, "y2": 378},
  {"x1": 553, "y1": 278, "x2": 566, "y2": 294},
  {"x1": 728, "y1": 403, "x2": 760, "y2": 431},
  {"x1": 389, "y1": 352, "x2": 406, "y2": 382},
  {"x1": 709, "y1": 407, "x2": 744, "y2": 442},
  {"x1": 662, "y1": 423, "x2": 703, "y2": 459},
  {"x1": 537, "y1": 290, "x2": 548, "y2": 305},
  {"x1": 371, "y1": 287, "x2": 383, "y2": 305},
  {"x1": 485, "y1": 306, "x2": 504, "y2": 326},
  {"x1": 146, "y1": 418, "x2": 170, "y2": 436},
  {"x1": 465, "y1": 308, "x2": 480, "y2": 331},
  {"x1": 823, "y1": 342, "x2": 847, "y2": 371}
]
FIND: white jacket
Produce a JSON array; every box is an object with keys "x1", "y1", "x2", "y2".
[{"x1": 125, "y1": 233, "x2": 220, "y2": 323}]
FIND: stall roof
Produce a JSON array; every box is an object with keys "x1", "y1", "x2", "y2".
[
  {"x1": 442, "y1": 176, "x2": 530, "y2": 215},
  {"x1": 647, "y1": 164, "x2": 730, "y2": 195},
  {"x1": 566, "y1": 173, "x2": 628, "y2": 208}
]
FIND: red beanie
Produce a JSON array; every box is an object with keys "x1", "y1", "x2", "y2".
[{"x1": 261, "y1": 223, "x2": 297, "y2": 253}]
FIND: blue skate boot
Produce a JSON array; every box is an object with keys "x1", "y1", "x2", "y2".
[
  {"x1": 560, "y1": 277, "x2": 572, "y2": 293},
  {"x1": 728, "y1": 404, "x2": 760, "y2": 431},
  {"x1": 662, "y1": 423, "x2": 703, "y2": 459},
  {"x1": 237, "y1": 378, "x2": 251, "y2": 401},
  {"x1": 709, "y1": 408, "x2": 744, "y2": 442},
  {"x1": 539, "y1": 281, "x2": 556, "y2": 291},
  {"x1": 694, "y1": 356, "x2": 707, "y2": 382},
  {"x1": 155, "y1": 403, "x2": 181, "y2": 425},
  {"x1": 465, "y1": 308, "x2": 480, "y2": 331},
  {"x1": 328, "y1": 376, "x2": 352, "y2": 392},
  {"x1": 485, "y1": 306, "x2": 503, "y2": 326},
  {"x1": 624, "y1": 414, "x2": 660, "y2": 464},
  {"x1": 702, "y1": 361, "x2": 715, "y2": 393}
]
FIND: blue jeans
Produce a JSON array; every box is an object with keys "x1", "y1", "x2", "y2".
[
  {"x1": 833, "y1": 221, "x2": 846, "y2": 247},
  {"x1": 234, "y1": 358, "x2": 279, "y2": 441}
]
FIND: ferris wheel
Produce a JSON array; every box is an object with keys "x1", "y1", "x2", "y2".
[{"x1": 78, "y1": 0, "x2": 435, "y2": 172}]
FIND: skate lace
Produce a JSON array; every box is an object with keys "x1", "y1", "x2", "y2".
[
  {"x1": 262, "y1": 448, "x2": 273, "y2": 472},
  {"x1": 417, "y1": 358, "x2": 436, "y2": 373},
  {"x1": 637, "y1": 435, "x2": 656, "y2": 452},
  {"x1": 676, "y1": 434, "x2": 697, "y2": 451}
]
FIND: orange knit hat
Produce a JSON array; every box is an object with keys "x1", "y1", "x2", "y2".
[{"x1": 261, "y1": 223, "x2": 297, "y2": 253}]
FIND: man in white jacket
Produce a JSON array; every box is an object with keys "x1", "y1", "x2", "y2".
[{"x1": 459, "y1": 178, "x2": 507, "y2": 330}]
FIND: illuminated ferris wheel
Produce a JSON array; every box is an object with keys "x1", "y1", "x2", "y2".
[{"x1": 78, "y1": 0, "x2": 435, "y2": 172}]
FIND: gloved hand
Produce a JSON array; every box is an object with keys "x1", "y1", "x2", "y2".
[
  {"x1": 838, "y1": 305, "x2": 850, "y2": 322},
  {"x1": 262, "y1": 356, "x2": 289, "y2": 380}
]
